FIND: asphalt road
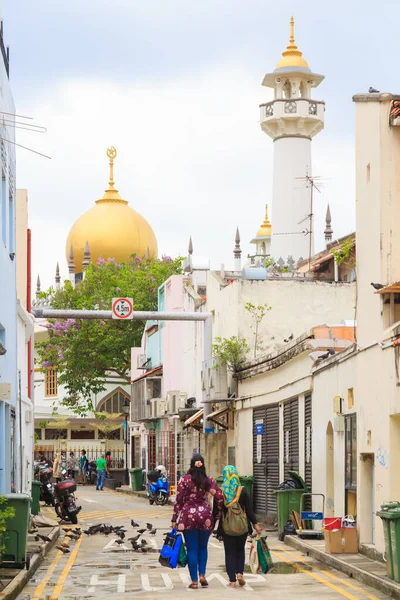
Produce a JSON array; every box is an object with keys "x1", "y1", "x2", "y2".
[{"x1": 17, "y1": 487, "x2": 390, "y2": 599}]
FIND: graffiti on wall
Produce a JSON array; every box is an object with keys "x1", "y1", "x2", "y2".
[{"x1": 376, "y1": 447, "x2": 390, "y2": 470}]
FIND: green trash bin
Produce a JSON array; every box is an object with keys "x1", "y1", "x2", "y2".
[
  {"x1": 274, "y1": 471, "x2": 308, "y2": 541},
  {"x1": 1, "y1": 493, "x2": 30, "y2": 568},
  {"x1": 239, "y1": 476, "x2": 254, "y2": 499},
  {"x1": 377, "y1": 502, "x2": 400, "y2": 581},
  {"x1": 130, "y1": 468, "x2": 143, "y2": 491},
  {"x1": 31, "y1": 481, "x2": 42, "y2": 516}
]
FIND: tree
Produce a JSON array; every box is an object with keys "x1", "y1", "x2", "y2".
[
  {"x1": 37, "y1": 256, "x2": 183, "y2": 415},
  {"x1": 245, "y1": 302, "x2": 271, "y2": 358},
  {"x1": 212, "y1": 336, "x2": 250, "y2": 372}
]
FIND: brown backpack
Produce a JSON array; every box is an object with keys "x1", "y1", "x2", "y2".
[{"x1": 222, "y1": 486, "x2": 248, "y2": 536}]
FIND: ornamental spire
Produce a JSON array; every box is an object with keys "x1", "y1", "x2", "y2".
[
  {"x1": 82, "y1": 241, "x2": 91, "y2": 270},
  {"x1": 324, "y1": 204, "x2": 333, "y2": 245},
  {"x1": 96, "y1": 147, "x2": 127, "y2": 205}
]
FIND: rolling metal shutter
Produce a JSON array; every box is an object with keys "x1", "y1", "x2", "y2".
[
  {"x1": 283, "y1": 398, "x2": 299, "y2": 479},
  {"x1": 253, "y1": 404, "x2": 279, "y2": 518},
  {"x1": 304, "y1": 394, "x2": 312, "y2": 492}
]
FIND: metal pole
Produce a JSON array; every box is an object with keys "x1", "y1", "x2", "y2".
[
  {"x1": 124, "y1": 414, "x2": 129, "y2": 486},
  {"x1": 203, "y1": 315, "x2": 214, "y2": 434}
]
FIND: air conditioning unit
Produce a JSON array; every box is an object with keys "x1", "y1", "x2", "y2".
[
  {"x1": 150, "y1": 398, "x2": 166, "y2": 418},
  {"x1": 166, "y1": 391, "x2": 188, "y2": 414},
  {"x1": 137, "y1": 354, "x2": 147, "y2": 369},
  {"x1": 25, "y1": 409, "x2": 32, "y2": 423}
]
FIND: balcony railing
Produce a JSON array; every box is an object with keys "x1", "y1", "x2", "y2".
[
  {"x1": 259, "y1": 98, "x2": 325, "y2": 121},
  {"x1": 0, "y1": 21, "x2": 9, "y2": 78}
]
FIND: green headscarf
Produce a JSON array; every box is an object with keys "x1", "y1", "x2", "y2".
[{"x1": 222, "y1": 465, "x2": 241, "y2": 506}]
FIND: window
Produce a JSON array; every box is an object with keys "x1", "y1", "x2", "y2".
[
  {"x1": 45, "y1": 368, "x2": 58, "y2": 397},
  {"x1": 348, "y1": 388, "x2": 354, "y2": 409},
  {"x1": 345, "y1": 414, "x2": 357, "y2": 490},
  {"x1": 45, "y1": 428, "x2": 67, "y2": 440},
  {"x1": 98, "y1": 428, "x2": 121, "y2": 440},
  {"x1": 97, "y1": 387, "x2": 130, "y2": 414}
]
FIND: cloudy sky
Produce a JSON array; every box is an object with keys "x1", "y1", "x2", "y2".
[{"x1": 3, "y1": 0, "x2": 394, "y2": 288}]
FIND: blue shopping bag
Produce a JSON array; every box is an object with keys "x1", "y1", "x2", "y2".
[{"x1": 159, "y1": 528, "x2": 183, "y2": 569}]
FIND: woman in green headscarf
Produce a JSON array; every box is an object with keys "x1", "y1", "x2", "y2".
[{"x1": 218, "y1": 465, "x2": 262, "y2": 588}]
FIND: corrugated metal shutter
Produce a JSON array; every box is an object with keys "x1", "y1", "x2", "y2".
[
  {"x1": 253, "y1": 408, "x2": 267, "y2": 515},
  {"x1": 283, "y1": 398, "x2": 299, "y2": 479},
  {"x1": 265, "y1": 404, "x2": 279, "y2": 515},
  {"x1": 253, "y1": 405, "x2": 279, "y2": 518},
  {"x1": 304, "y1": 395, "x2": 312, "y2": 492}
]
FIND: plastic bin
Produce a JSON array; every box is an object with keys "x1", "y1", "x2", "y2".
[
  {"x1": 1, "y1": 494, "x2": 30, "y2": 568},
  {"x1": 324, "y1": 517, "x2": 342, "y2": 531},
  {"x1": 31, "y1": 481, "x2": 42, "y2": 516},
  {"x1": 239, "y1": 476, "x2": 254, "y2": 500},
  {"x1": 377, "y1": 502, "x2": 400, "y2": 581},
  {"x1": 130, "y1": 468, "x2": 144, "y2": 491},
  {"x1": 274, "y1": 471, "x2": 308, "y2": 541}
]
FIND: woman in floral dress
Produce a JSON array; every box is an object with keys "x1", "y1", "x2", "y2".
[{"x1": 172, "y1": 454, "x2": 223, "y2": 589}]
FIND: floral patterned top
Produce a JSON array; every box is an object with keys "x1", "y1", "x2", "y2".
[{"x1": 172, "y1": 474, "x2": 224, "y2": 531}]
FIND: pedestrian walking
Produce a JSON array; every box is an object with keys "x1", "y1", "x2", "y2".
[
  {"x1": 106, "y1": 451, "x2": 112, "y2": 469},
  {"x1": 53, "y1": 452, "x2": 62, "y2": 483},
  {"x1": 61, "y1": 451, "x2": 67, "y2": 471},
  {"x1": 218, "y1": 465, "x2": 262, "y2": 588},
  {"x1": 96, "y1": 453, "x2": 109, "y2": 491},
  {"x1": 171, "y1": 454, "x2": 223, "y2": 589},
  {"x1": 67, "y1": 451, "x2": 77, "y2": 479},
  {"x1": 79, "y1": 449, "x2": 89, "y2": 485}
]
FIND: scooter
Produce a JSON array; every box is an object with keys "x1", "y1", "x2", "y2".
[
  {"x1": 53, "y1": 469, "x2": 81, "y2": 524},
  {"x1": 35, "y1": 462, "x2": 55, "y2": 506},
  {"x1": 147, "y1": 468, "x2": 169, "y2": 506}
]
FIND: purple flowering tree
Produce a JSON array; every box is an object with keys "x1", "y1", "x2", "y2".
[{"x1": 37, "y1": 255, "x2": 183, "y2": 414}]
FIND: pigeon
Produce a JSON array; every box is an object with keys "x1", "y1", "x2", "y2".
[
  {"x1": 129, "y1": 535, "x2": 141, "y2": 543},
  {"x1": 114, "y1": 539, "x2": 124, "y2": 545},
  {"x1": 283, "y1": 333, "x2": 294, "y2": 343},
  {"x1": 149, "y1": 528, "x2": 157, "y2": 536},
  {"x1": 318, "y1": 351, "x2": 330, "y2": 360},
  {"x1": 369, "y1": 87, "x2": 380, "y2": 93},
  {"x1": 140, "y1": 539, "x2": 148, "y2": 546},
  {"x1": 131, "y1": 542, "x2": 140, "y2": 551},
  {"x1": 37, "y1": 534, "x2": 51, "y2": 543},
  {"x1": 328, "y1": 348, "x2": 335, "y2": 356},
  {"x1": 131, "y1": 519, "x2": 140, "y2": 528},
  {"x1": 141, "y1": 547, "x2": 148, "y2": 553},
  {"x1": 146, "y1": 523, "x2": 153, "y2": 531},
  {"x1": 65, "y1": 532, "x2": 80, "y2": 540},
  {"x1": 60, "y1": 541, "x2": 70, "y2": 549},
  {"x1": 29, "y1": 529, "x2": 38, "y2": 535},
  {"x1": 116, "y1": 530, "x2": 125, "y2": 540},
  {"x1": 371, "y1": 282, "x2": 384, "y2": 290},
  {"x1": 57, "y1": 546, "x2": 70, "y2": 554},
  {"x1": 137, "y1": 529, "x2": 146, "y2": 535}
]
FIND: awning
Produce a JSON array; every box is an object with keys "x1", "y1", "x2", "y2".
[
  {"x1": 207, "y1": 406, "x2": 233, "y2": 430},
  {"x1": 131, "y1": 366, "x2": 162, "y2": 383},
  {"x1": 374, "y1": 282, "x2": 400, "y2": 294},
  {"x1": 184, "y1": 408, "x2": 203, "y2": 429}
]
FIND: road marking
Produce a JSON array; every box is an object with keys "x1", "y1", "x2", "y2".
[
  {"x1": 141, "y1": 573, "x2": 174, "y2": 591},
  {"x1": 148, "y1": 537, "x2": 158, "y2": 549},
  {"x1": 80, "y1": 497, "x2": 98, "y2": 503},
  {"x1": 88, "y1": 573, "x2": 126, "y2": 593},
  {"x1": 103, "y1": 538, "x2": 130, "y2": 550},
  {"x1": 271, "y1": 549, "x2": 362, "y2": 600},
  {"x1": 280, "y1": 548, "x2": 381, "y2": 600},
  {"x1": 32, "y1": 550, "x2": 63, "y2": 598},
  {"x1": 50, "y1": 535, "x2": 83, "y2": 599}
]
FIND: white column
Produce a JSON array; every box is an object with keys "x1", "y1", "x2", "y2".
[{"x1": 270, "y1": 137, "x2": 313, "y2": 263}]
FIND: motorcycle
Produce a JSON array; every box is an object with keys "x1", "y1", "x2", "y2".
[
  {"x1": 53, "y1": 470, "x2": 81, "y2": 524},
  {"x1": 147, "y1": 467, "x2": 169, "y2": 506},
  {"x1": 86, "y1": 461, "x2": 97, "y2": 485},
  {"x1": 35, "y1": 462, "x2": 55, "y2": 506}
]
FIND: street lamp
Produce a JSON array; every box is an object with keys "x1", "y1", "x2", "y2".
[{"x1": 122, "y1": 399, "x2": 130, "y2": 486}]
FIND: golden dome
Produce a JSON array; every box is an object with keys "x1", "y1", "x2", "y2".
[
  {"x1": 276, "y1": 17, "x2": 309, "y2": 70},
  {"x1": 256, "y1": 204, "x2": 272, "y2": 237},
  {"x1": 66, "y1": 147, "x2": 158, "y2": 269}
]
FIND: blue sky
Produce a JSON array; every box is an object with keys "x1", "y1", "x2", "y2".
[{"x1": 3, "y1": 0, "x2": 395, "y2": 287}]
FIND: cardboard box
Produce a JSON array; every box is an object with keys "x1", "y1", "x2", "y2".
[{"x1": 324, "y1": 527, "x2": 358, "y2": 554}]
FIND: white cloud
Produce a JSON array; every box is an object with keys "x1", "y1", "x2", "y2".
[{"x1": 15, "y1": 60, "x2": 355, "y2": 290}]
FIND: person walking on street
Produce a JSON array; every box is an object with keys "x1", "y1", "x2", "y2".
[
  {"x1": 79, "y1": 449, "x2": 89, "y2": 485},
  {"x1": 53, "y1": 453, "x2": 62, "y2": 483},
  {"x1": 218, "y1": 465, "x2": 262, "y2": 588},
  {"x1": 96, "y1": 453, "x2": 109, "y2": 491},
  {"x1": 67, "y1": 452, "x2": 77, "y2": 479},
  {"x1": 171, "y1": 454, "x2": 223, "y2": 589}
]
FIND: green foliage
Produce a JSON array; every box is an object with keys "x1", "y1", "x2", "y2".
[
  {"x1": 245, "y1": 302, "x2": 272, "y2": 358},
  {"x1": 38, "y1": 420, "x2": 48, "y2": 429},
  {"x1": 37, "y1": 256, "x2": 183, "y2": 415},
  {"x1": 331, "y1": 238, "x2": 355, "y2": 267},
  {"x1": 0, "y1": 496, "x2": 15, "y2": 558},
  {"x1": 212, "y1": 336, "x2": 250, "y2": 372},
  {"x1": 264, "y1": 256, "x2": 274, "y2": 268}
]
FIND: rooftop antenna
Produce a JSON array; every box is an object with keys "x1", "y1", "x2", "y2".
[
  {"x1": 296, "y1": 172, "x2": 329, "y2": 271},
  {"x1": 0, "y1": 110, "x2": 50, "y2": 159}
]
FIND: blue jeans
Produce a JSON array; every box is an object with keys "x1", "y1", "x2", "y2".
[
  {"x1": 96, "y1": 470, "x2": 106, "y2": 490},
  {"x1": 184, "y1": 530, "x2": 211, "y2": 582}
]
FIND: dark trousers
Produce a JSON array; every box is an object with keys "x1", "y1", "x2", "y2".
[{"x1": 223, "y1": 533, "x2": 248, "y2": 582}]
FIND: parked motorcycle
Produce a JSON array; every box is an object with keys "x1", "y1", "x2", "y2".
[
  {"x1": 35, "y1": 462, "x2": 55, "y2": 506},
  {"x1": 86, "y1": 461, "x2": 97, "y2": 485},
  {"x1": 147, "y1": 466, "x2": 169, "y2": 506},
  {"x1": 53, "y1": 473, "x2": 81, "y2": 524}
]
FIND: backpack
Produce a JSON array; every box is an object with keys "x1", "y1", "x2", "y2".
[{"x1": 222, "y1": 487, "x2": 248, "y2": 536}]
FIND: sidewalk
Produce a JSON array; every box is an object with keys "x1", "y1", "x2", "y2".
[
  {"x1": 285, "y1": 534, "x2": 400, "y2": 599},
  {"x1": 115, "y1": 485, "x2": 149, "y2": 499}
]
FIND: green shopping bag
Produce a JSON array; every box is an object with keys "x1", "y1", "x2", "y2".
[
  {"x1": 257, "y1": 536, "x2": 273, "y2": 574},
  {"x1": 178, "y1": 538, "x2": 187, "y2": 567}
]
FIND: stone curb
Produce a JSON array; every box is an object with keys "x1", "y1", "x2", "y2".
[
  {"x1": 0, "y1": 526, "x2": 60, "y2": 600},
  {"x1": 285, "y1": 534, "x2": 400, "y2": 599},
  {"x1": 115, "y1": 488, "x2": 148, "y2": 499}
]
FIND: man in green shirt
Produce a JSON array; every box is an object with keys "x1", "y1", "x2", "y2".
[{"x1": 96, "y1": 454, "x2": 109, "y2": 491}]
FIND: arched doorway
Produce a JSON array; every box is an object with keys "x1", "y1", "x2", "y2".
[{"x1": 326, "y1": 422, "x2": 334, "y2": 516}]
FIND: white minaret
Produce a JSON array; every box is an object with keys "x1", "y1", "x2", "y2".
[{"x1": 260, "y1": 17, "x2": 325, "y2": 265}]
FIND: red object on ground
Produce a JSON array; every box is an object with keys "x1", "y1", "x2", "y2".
[{"x1": 324, "y1": 517, "x2": 342, "y2": 530}]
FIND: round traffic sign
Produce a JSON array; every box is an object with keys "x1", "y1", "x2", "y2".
[{"x1": 112, "y1": 297, "x2": 134, "y2": 319}]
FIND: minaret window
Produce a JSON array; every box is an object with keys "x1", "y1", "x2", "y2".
[
  {"x1": 283, "y1": 80, "x2": 291, "y2": 98},
  {"x1": 261, "y1": 242, "x2": 266, "y2": 255}
]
